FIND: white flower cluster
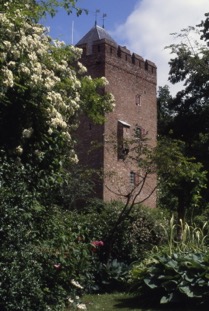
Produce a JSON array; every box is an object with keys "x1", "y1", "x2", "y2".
[
  {"x1": 68, "y1": 283, "x2": 87, "y2": 310},
  {"x1": 22, "y1": 127, "x2": 33, "y2": 139},
  {"x1": 0, "y1": 3, "x2": 85, "y2": 162},
  {"x1": 100, "y1": 76, "x2": 109, "y2": 86},
  {"x1": 70, "y1": 279, "x2": 84, "y2": 289},
  {"x1": 1, "y1": 67, "x2": 14, "y2": 87}
]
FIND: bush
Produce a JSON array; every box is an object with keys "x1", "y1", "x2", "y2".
[
  {"x1": 82, "y1": 201, "x2": 168, "y2": 263},
  {"x1": 129, "y1": 219, "x2": 209, "y2": 308},
  {"x1": 0, "y1": 159, "x2": 92, "y2": 310},
  {"x1": 64, "y1": 200, "x2": 168, "y2": 293},
  {"x1": 130, "y1": 251, "x2": 209, "y2": 308},
  {"x1": 95, "y1": 259, "x2": 130, "y2": 293}
]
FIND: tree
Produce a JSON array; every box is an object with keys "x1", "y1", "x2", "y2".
[
  {"x1": 199, "y1": 12, "x2": 209, "y2": 43},
  {"x1": 0, "y1": 1, "x2": 115, "y2": 309},
  {"x1": 156, "y1": 137, "x2": 207, "y2": 233},
  {"x1": 0, "y1": 0, "x2": 114, "y2": 197},
  {"x1": 161, "y1": 13, "x2": 209, "y2": 207},
  {"x1": 157, "y1": 85, "x2": 174, "y2": 136}
]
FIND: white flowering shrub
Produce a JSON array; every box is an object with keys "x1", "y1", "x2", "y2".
[
  {"x1": 0, "y1": 0, "x2": 115, "y2": 171},
  {"x1": 0, "y1": 2, "x2": 83, "y2": 169},
  {"x1": 0, "y1": 1, "x2": 115, "y2": 311}
]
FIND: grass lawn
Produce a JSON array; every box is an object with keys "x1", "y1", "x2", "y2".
[
  {"x1": 80, "y1": 293, "x2": 190, "y2": 311},
  {"x1": 82, "y1": 293, "x2": 147, "y2": 311}
]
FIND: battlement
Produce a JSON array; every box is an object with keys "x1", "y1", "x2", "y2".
[
  {"x1": 77, "y1": 38, "x2": 157, "y2": 75},
  {"x1": 75, "y1": 25, "x2": 157, "y2": 208}
]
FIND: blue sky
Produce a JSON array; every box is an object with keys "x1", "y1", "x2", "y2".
[
  {"x1": 42, "y1": 0, "x2": 139, "y2": 45},
  {"x1": 43, "y1": 0, "x2": 208, "y2": 95}
]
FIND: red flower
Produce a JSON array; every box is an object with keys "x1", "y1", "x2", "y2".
[{"x1": 91, "y1": 240, "x2": 104, "y2": 251}]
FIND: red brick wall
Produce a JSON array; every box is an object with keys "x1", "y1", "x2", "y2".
[{"x1": 76, "y1": 39, "x2": 157, "y2": 208}]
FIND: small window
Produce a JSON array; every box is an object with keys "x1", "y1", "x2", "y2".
[
  {"x1": 130, "y1": 171, "x2": 139, "y2": 187},
  {"x1": 117, "y1": 120, "x2": 130, "y2": 160},
  {"x1": 136, "y1": 94, "x2": 141, "y2": 106},
  {"x1": 135, "y1": 126, "x2": 142, "y2": 139}
]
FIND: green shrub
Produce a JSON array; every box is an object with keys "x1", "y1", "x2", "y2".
[
  {"x1": 0, "y1": 160, "x2": 91, "y2": 310},
  {"x1": 129, "y1": 220, "x2": 209, "y2": 308},
  {"x1": 95, "y1": 259, "x2": 130, "y2": 293},
  {"x1": 130, "y1": 251, "x2": 209, "y2": 308},
  {"x1": 82, "y1": 201, "x2": 168, "y2": 263},
  {"x1": 64, "y1": 201, "x2": 168, "y2": 293}
]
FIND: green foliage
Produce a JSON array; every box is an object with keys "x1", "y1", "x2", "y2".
[
  {"x1": 95, "y1": 259, "x2": 130, "y2": 293},
  {"x1": 199, "y1": 12, "x2": 209, "y2": 43},
  {"x1": 157, "y1": 85, "x2": 174, "y2": 136},
  {"x1": 129, "y1": 220, "x2": 209, "y2": 308},
  {"x1": 156, "y1": 137, "x2": 207, "y2": 222},
  {"x1": 0, "y1": 158, "x2": 93, "y2": 310},
  {"x1": 159, "y1": 13, "x2": 209, "y2": 207},
  {"x1": 130, "y1": 251, "x2": 209, "y2": 308},
  {"x1": 79, "y1": 201, "x2": 167, "y2": 264},
  {"x1": 80, "y1": 76, "x2": 115, "y2": 124},
  {"x1": 0, "y1": 1, "x2": 115, "y2": 310},
  {"x1": 160, "y1": 215, "x2": 208, "y2": 254}
]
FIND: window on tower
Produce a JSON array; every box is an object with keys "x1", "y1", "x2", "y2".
[
  {"x1": 136, "y1": 94, "x2": 141, "y2": 106},
  {"x1": 130, "y1": 171, "x2": 139, "y2": 187},
  {"x1": 135, "y1": 126, "x2": 142, "y2": 139},
  {"x1": 117, "y1": 120, "x2": 130, "y2": 160}
]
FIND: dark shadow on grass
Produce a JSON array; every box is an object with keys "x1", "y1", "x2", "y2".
[
  {"x1": 113, "y1": 295, "x2": 208, "y2": 311},
  {"x1": 113, "y1": 295, "x2": 163, "y2": 311}
]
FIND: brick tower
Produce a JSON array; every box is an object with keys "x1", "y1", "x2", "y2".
[{"x1": 75, "y1": 25, "x2": 157, "y2": 208}]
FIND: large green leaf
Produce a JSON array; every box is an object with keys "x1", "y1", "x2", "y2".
[
  {"x1": 160, "y1": 293, "x2": 173, "y2": 304},
  {"x1": 144, "y1": 278, "x2": 158, "y2": 289},
  {"x1": 179, "y1": 285, "x2": 201, "y2": 298}
]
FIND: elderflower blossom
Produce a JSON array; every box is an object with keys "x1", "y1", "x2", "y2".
[
  {"x1": 44, "y1": 76, "x2": 56, "y2": 90},
  {"x1": 109, "y1": 93, "x2": 116, "y2": 108},
  {"x1": 3, "y1": 40, "x2": 12, "y2": 49},
  {"x1": 0, "y1": 5, "x2": 85, "y2": 163},
  {"x1": 48, "y1": 128, "x2": 53, "y2": 135},
  {"x1": 18, "y1": 64, "x2": 30, "y2": 76},
  {"x1": 33, "y1": 62, "x2": 42, "y2": 75},
  {"x1": 70, "y1": 45, "x2": 83, "y2": 58},
  {"x1": 15, "y1": 146, "x2": 23, "y2": 155},
  {"x1": 51, "y1": 117, "x2": 67, "y2": 129},
  {"x1": 77, "y1": 303, "x2": 87, "y2": 310},
  {"x1": 11, "y1": 48, "x2": 20, "y2": 60},
  {"x1": 28, "y1": 52, "x2": 38, "y2": 62},
  {"x1": 53, "y1": 39, "x2": 65, "y2": 48},
  {"x1": 22, "y1": 127, "x2": 33, "y2": 139},
  {"x1": 8, "y1": 61, "x2": 16, "y2": 68},
  {"x1": 30, "y1": 73, "x2": 43, "y2": 85},
  {"x1": 71, "y1": 153, "x2": 78, "y2": 164},
  {"x1": 70, "y1": 279, "x2": 83, "y2": 289},
  {"x1": 62, "y1": 131, "x2": 71, "y2": 142},
  {"x1": 77, "y1": 61, "x2": 87, "y2": 74},
  {"x1": 100, "y1": 76, "x2": 109, "y2": 86},
  {"x1": 68, "y1": 297, "x2": 74, "y2": 304},
  {"x1": 2, "y1": 67, "x2": 14, "y2": 87}
]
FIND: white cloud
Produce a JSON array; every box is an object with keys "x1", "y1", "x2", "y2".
[{"x1": 112, "y1": 0, "x2": 208, "y2": 95}]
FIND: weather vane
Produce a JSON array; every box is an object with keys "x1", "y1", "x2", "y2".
[
  {"x1": 95, "y1": 9, "x2": 100, "y2": 26},
  {"x1": 102, "y1": 13, "x2": 107, "y2": 28}
]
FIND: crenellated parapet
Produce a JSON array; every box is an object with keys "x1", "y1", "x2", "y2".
[{"x1": 77, "y1": 38, "x2": 157, "y2": 76}]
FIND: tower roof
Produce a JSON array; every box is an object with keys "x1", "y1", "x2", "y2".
[{"x1": 76, "y1": 25, "x2": 117, "y2": 54}]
